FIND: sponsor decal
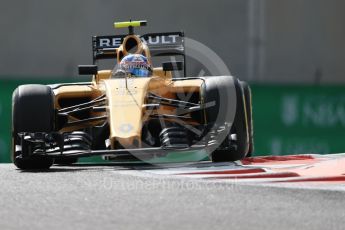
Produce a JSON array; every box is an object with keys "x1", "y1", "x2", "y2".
[
  {"x1": 118, "y1": 124, "x2": 134, "y2": 134},
  {"x1": 98, "y1": 37, "x2": 122, "y2": 47},
  {"x1": 142, "y1": 35, "x2": 179, "y2": 45},
  {"x1": 281, "y1": 94, "x2": 345, "y2": 128},
  {"x1": 96, "y1": 34, "x2": 181, "y2": 48},
  {"x1": 282, "y1": 95, "x2": 298, "y2": 126},
  {"x1": 302, "y1": 95, "x2": 345, "y2": 127}
]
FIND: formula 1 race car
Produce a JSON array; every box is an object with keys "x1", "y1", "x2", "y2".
[{"x1": 12, "y1": 20, "x2": 254, "y2": 169}]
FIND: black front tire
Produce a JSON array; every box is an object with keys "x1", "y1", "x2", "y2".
[
  {"x1": 211, "y1": 79, "x2": 250, "y2": 162},
  {"x1": 12, "y1": 85, "x2": 55, "y2": 170}
]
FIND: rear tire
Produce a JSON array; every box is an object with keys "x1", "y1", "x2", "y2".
[{"x1": 12, "y1": 85, "x2": 55, "y2": 170}]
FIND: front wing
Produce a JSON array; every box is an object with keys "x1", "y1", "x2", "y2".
[{"x1": 15, "y1": 131, "x2": 212, "y2": 160}]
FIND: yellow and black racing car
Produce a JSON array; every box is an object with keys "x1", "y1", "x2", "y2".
[{"x1": 12, "y1": 20, "x2": 253, "y2": 169}]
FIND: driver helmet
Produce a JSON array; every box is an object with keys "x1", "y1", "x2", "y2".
[{"x1": 118, "y1": 54, "x2": 152, "y2": 77}]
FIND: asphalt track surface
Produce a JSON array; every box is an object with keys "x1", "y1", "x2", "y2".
[{"x1": 1, "y1": 162, "x2": 345, "y2": 230}]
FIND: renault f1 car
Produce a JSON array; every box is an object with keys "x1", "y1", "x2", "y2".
[{"x1": 12, "y1": 20, "x2": 254, "y2": 169}]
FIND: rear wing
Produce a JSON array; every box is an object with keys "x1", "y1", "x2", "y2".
[{"x1": 92, "y1": 32, "x2": 185, "y2": 74}]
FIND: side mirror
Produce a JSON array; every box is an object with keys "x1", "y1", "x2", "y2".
[
  {"x1": 162, "y1": 62, "x2": 183, "y2": 71},
  {"x1": 78, "y1": 65, "x2": 98, "y2": 75}
]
